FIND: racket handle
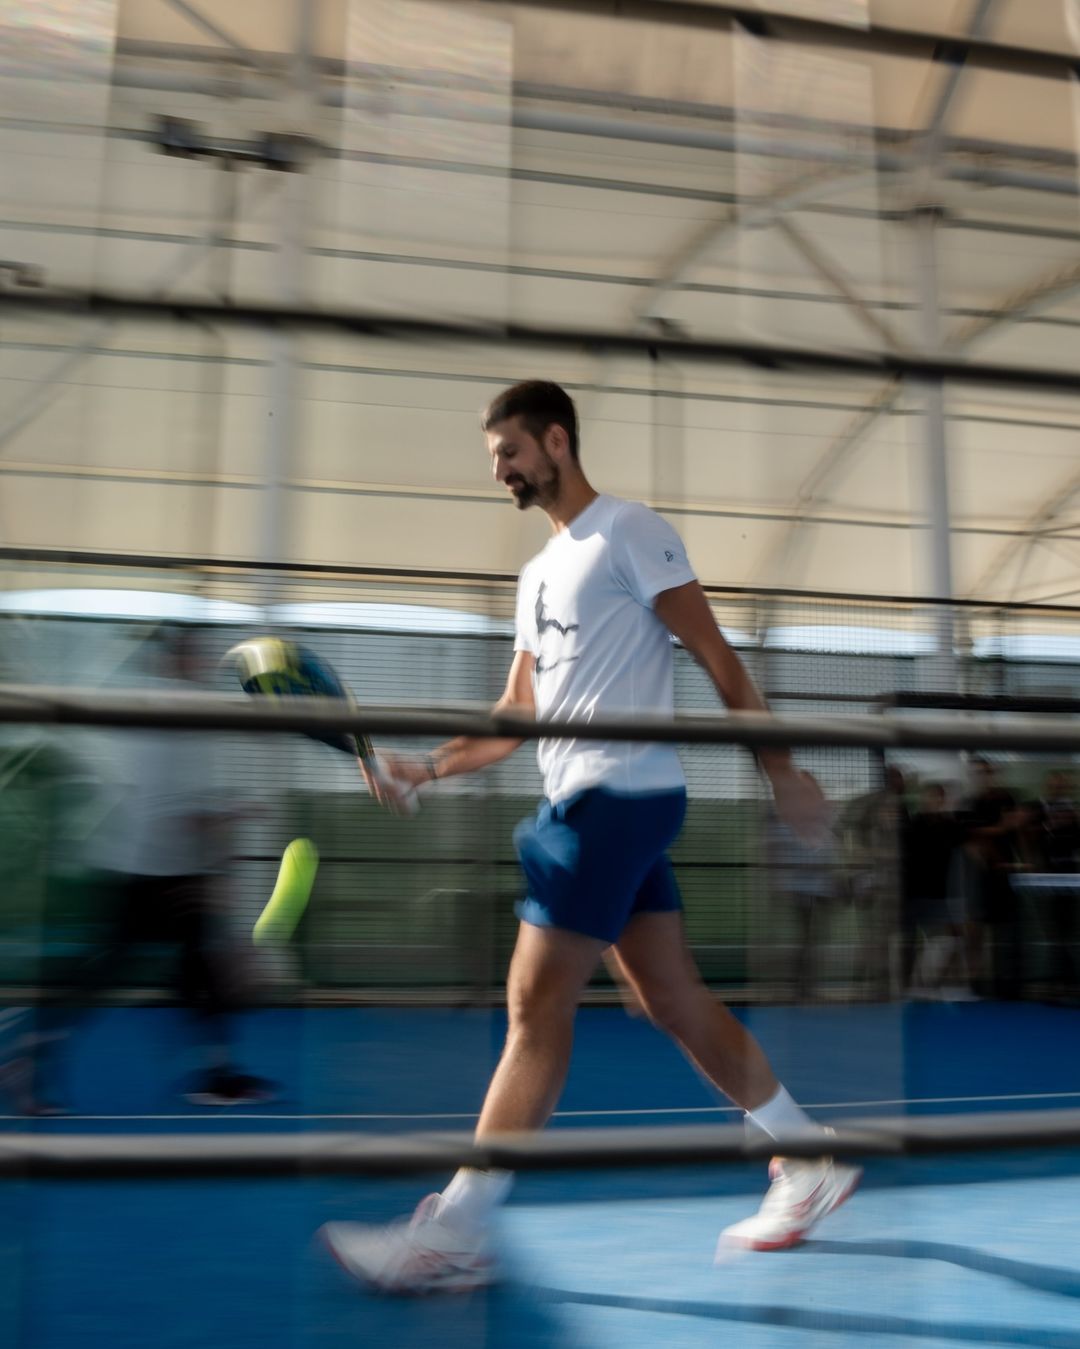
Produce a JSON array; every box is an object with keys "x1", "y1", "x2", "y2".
[{"x1": 362, "y1": 756, "x2": 420, "y2": 815}]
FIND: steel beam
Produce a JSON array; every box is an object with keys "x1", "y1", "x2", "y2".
[
  {"x1": 258, "y1": 0, "x2": 317, "y2": 601},
  {"x1": 948, "y1": 259, "x2": 1080, "y2": 350},
  {"x1": 913, "y1": 209, "x2": 957, "y2": 679},
  {"x1": 163, "y1": 0, "x2": 279, "y2": 74},
  {"x1": 775, "y1": 219, "x2": 907, "y2": 351},
  {"x1": 470, "y1": 0, "x2": 1080, "y2": 80},
  {"x1": 750, "y1": 249, "x2": 1080, "y2": 585},
  {"x1": 7, "y1": 217, "x2": 1080, "y2": 332},
  {"x1": 0, "y1": 183, "x2": 276, "y2": 461},
  {"x1": 6, "y1": 289, "x2": 1080, "y2": 395},
  {"x1": 633, "y1": 166, "x2": 875, "y2": 327},
  {"x1": 971, "y1": 462, "x2": 1080, "y2": 598},
  {"x1": 97, "y1": 63, "x2": 1080, "y2": 199},
  {"x1": 917, "y1": 0, "x2": 999, "y2": 172},
  {"x1": 110, "y1": 40, "x2": 1080, "y2": 175},
  {"x1": 749, "y1": 379, "x2": 904, "y2": 587}
]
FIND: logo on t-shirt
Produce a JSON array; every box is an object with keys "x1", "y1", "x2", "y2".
[
  {"x1": 535, "y1": 581, "x2": 580, "y2": 675},
  {"x1": 664, "y1": 550, "x2": 675, "y2": 562}
]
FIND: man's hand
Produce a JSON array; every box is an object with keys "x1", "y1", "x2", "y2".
[
  {"x1": 769, "y1": 764, "x2": 831, "y2": 846},
  {"x1": 359, "y1": 753, "x2": 430, "y2": 814}
]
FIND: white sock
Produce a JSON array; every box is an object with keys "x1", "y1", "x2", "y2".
[
  {"x1": 746, "y1": 1085, "x2": 825, "y2": 1141},
  {"x1": 438, "y1": 1167, "x2": 513, "y2": 1235}
]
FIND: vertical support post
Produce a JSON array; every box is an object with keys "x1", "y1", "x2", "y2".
[
  {"x1": 262, "y1": 180, "x2": 305, "y2": 616},
  {"x1": 914, "y1": 205, "x2": 958, "y2": 693},
  {"x1": 260, "y1": 0, "x2": 316, "y2": 619}
]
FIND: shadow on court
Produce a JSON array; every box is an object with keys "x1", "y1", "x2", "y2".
[
  {"x1": 10, "y1": 1178, "x2": 589, "y2": 1349},
  {"x1": 311, "y1": 1275, "x2": 590, "y2": 1349},
  {"x1": 803, "y1": 1236, "x2": 1080, "y2": 1299},
  {"x1": 532, "y1": 1285, "x2": 1080, "y2": 1346}
]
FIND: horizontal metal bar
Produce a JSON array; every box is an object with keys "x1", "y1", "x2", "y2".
[
  {"x1": 1, "y1": 1111, "x2": 1078, "y2": 1179},
  {"x1": 11, "y1": 111, "x2": 1080, "y2": 208},
  {"x1": 114, "y1": 38, "x2": 1080, "y2": 159},
  {"x1": 5, "y1": 548, "x2": 1080, "y2": 615},
  {"x1": 1, "y1": 687, "x2": 1080, "y2": 751},
  {"x1": 11, "y1": 217, "x2": 1080, "y2": 328},
  {"x1": 8, "y1": 463, "x2": 1079, "y2": 543},
  {"x1": 110, "y1": 39, "x2": 1080, "y2": 176},
  {"x1": 8, "y1": 335, "x2": 1080, "y2": 431},
  {"x1": 477, "y1": 0, "x2": 1080, "y2": 79},
  {"x1": 880, "y1": 692, "x2": 1080, "y2": 714},
  {"x1": 3, "y1": 290, "x2": 1080, "y2": 394}
]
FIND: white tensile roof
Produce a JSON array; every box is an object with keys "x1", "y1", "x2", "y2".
[{"x1": 2, "y1": 0, "x2": 1080, "y2": 611}]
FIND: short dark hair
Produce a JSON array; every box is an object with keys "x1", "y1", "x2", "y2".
[{"x1": 482, "y1": 380, "x2": 579, "y2": 461}]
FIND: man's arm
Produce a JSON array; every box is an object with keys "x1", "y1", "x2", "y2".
[
  {"x1": 652, "y1": 580, "x2": 828, "y2": 838},
  {"x1": 374, "y1": 650, "x2": 535, "y2": 798},
  {"x1": 653, "y1": 581, "x2": 785, "y2": 769},
  {"x1": 427, "y1": 649, "x2": 535, "y2": 781}
]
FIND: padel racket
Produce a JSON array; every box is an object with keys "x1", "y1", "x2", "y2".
[{"x1": 226, "y1": 637, "x2": 418, "y2": 812}]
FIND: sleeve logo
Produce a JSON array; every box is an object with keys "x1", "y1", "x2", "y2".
[{"x1": 664, "y1": 550, "x2": 675, "y2": 562}]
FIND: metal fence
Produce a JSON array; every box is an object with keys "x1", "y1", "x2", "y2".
[{"x1": 2, "y1": 559, "x2": 1079, "y2": 1002}]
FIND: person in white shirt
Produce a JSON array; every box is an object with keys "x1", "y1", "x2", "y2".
[
  {"x1": 321, "y1": 381, "x2": 859, "y2": 1292},
  {"x1": 11, "y1": 630, "x2": 276, "y2": 1111}
]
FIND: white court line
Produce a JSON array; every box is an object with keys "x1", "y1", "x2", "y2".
[{"x1": 7, "y1": 1089, "x2": 1080, "y2": 1123}]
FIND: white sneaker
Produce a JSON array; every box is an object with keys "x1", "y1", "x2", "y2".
[
  {"x1": 719, "y1": 1146, "x2": 861, "y2": 1253},
  {"x1": 319, "y1": 1195, "x2": 497, "y2": 1294}
]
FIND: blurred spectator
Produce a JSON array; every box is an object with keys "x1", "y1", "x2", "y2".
[
  {"x1": 1027, "y1": 770, "x2": 1080, "y2": 1001},
  {"x1": 2, "y1": 629, "x2": 275, "y2": 1113},
  {"x1": 901, "y1": 783, "x2": 972, "y2": 1000},
  {"x1": 0, "y1": 730, "x2": 102, "y2": 1114},
  {"x1": 838, "y1": 765, "x2": 908, "y2": 999},
  {"x1": 765, "y1": 814, "x2": 838, "y2": 1002},
  {"x1": 961, "y1": 757, "x2": 1027, "y2": 1000}
]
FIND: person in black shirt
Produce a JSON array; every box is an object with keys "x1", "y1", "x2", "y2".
[
  {"x1": 902, "y1": 783, "x2": 967, "y2": 997},
  {"x1": 1030, "y1": 770, "x2": 1080, "y2": 999},
  {"x1": 963, "y1": 758, "x2": 1026, "y2": 999}
]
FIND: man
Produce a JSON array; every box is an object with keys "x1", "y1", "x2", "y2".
[{"x1": 322, "y1": 381, "x2": 859, "y2": 1292}]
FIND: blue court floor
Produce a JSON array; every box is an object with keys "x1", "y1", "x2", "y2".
[{"x1": 2, "y1": 1001, "x2": 1079, "y2": 1347}]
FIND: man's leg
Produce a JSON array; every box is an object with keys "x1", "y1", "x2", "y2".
[
  {"x1": 320, "y1": 920, "x2": 604, "y2": 1291},
  {"x1": 429, "y1": 922, "x2": 606, "y2": 1238},
  {"x1": 475, "y1": 920, "x2": 607, "y2": 1135},
  {"x1": 613, "y1": 910, "x2": 860, "y2": 1251},
  {"x1": 612, "y1": 911, "x2": 777, "y2": 1111}
]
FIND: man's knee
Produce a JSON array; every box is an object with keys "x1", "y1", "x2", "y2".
[
  {"x1": 634, "y1": 980, "x2": 704, "y2": 1039},
  {"x1": 505, "y1": 945, "x2": 589, "y2": 1037},
  {"x1": 506, "y1": 973, "x2": 577, "y2": 1032}
]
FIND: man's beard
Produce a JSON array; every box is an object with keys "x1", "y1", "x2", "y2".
[{"x1": 508, "y1": 455, "x2": 560, "y2": 510}]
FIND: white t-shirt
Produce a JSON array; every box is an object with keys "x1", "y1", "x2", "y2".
[{"x1": 514, "y1": 494, "x2": 697, "y2": 803}]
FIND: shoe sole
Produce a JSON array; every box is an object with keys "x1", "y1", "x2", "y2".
[
  {"x1": 184, "y1": 1093, "x2": 276, "y2": 1106},
  {"x1": 720, "y1": 1167, "x2": 863, "y2": 1253},
  {"x1": 318, "y1": 1224, "x2": 496, "y2": 1296}
]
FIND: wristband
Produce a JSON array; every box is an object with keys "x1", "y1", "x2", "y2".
[{"x1": 424, "y1": 754, "x2": 439, "y2": 782}]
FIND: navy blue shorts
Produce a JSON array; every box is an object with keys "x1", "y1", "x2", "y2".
[{"x1": 513, "y1": 787, "x2": 687, "y2": 945}]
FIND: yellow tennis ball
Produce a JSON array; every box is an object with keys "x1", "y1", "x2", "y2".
[{"x1": 253, "y1": 838, "x2": 319, "y2": 945}]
